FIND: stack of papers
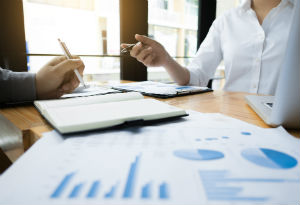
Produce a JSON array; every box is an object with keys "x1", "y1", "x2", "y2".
[
  {"x1": 111, "y1": 81, "x2": 212, "y2": 98},
  {"x1": 60, "y1": 81, "x2": 212, "y2": 99},
  {"x1": 61, "y1": 84, "x2": 120, "y2": 98},
  {"x1": 0, "y1": 111, "x2": 299, "y2": 204}
]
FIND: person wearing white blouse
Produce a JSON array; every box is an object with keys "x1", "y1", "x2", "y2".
[{"x1": 121, "y1": 0, "x2": 295, "y2": 95}]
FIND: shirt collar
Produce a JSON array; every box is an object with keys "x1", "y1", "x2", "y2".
[
  {"x1": 239, "y1": 0, "x2": 294, "y2": 12},
  {"x1": 239, "y1": 0, "x2": 251, "y2": 11}
]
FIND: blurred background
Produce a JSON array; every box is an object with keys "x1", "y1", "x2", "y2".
[{"x1": 23, "y1": 0, "x2": 239, "y2": 89}]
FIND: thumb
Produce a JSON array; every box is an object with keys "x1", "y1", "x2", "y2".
[
  {"x1": 54, "y1": 59, "x2": 84, "y2": 76},
  {"x1": 135, "y1": 34, "x2": 155, "y2": 46}
]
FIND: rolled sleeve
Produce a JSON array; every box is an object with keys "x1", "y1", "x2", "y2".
[
  {"x1": 0, "y1": 68, "x2": 36, "y2": 103},
  {"x1": 188, "y1": 65, "x2": 209, "y2": 86}
]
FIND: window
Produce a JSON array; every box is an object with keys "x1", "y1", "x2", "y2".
[
  {"x1": 185, "y1": 0, "x2": 198, "y2": 16},
  {"x1": 148, "y1": 0, "x2": 198, "y2": 82},
  {"x1": 155, "y1": 0, "x2": 169, "y2": 10},
  {"x1": 22, "y1": 0, "x2": 240, "y2": 85},
  {"x1": 23, "y1": 0, "x2": 121, "y2": 81}
]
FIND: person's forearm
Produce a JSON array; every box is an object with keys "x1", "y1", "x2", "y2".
[{"x1": 163, "y1": 55, "x2": 190, "y2": 85}]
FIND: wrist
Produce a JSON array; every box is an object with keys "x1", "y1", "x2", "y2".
[
  {"x1": 35, "y1": 72, "x2": 48, "y2": 100},
  {"x1": 161, "y1": 52, "x2": 173, "y2": 67}
]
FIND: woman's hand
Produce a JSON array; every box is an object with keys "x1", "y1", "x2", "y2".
[
  {"x1": 121, "y1": 34, "x2": 171, "y2": 67},
  {"x1": 121, "y1": 34, "x2": 190, "y2": 85},
  {"x1": 35, "y1": 56, "x2": 85, "y2": 99}
]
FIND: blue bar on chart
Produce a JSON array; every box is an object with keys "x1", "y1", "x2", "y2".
[
  {"x1": 51, "y1": 172, "x2": 75, "y2": 198},
  {"x1": 69, "y1": 183, "x2": 84, "y2": 198},
  {"x1": 141, "y1": 182, "x2": 151, "y2": 199},
  {"x1": 123, "y1": 155, "x2": 141, "y2": 198},
  {"x1": 86, "y1": 180, "x2": 101, "y2": 198},
  {"x1": 105, "y1": 182, "x2": 119, "y2": 199},
  {"x1": 198, "y1": 170, "x2": 293, "y2": 202},
  {"x1": 205, "y1": 137, "x2": 218, "y2": 141},
  {"x1": 159, "y1": 182, "x2": 169, "y2": 199}
]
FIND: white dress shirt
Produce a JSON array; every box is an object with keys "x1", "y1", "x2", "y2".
[{"x1": 187, "y1": 0, "x2": 294, "y2": 95}]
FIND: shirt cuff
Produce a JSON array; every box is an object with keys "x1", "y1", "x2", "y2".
[
  {"x1": 0, "y1": 70, "x2": 37, "y2": 103},
  {"x1": 188, "y1": 68, "x2": 200, "y2": 86},
  {"x1": 12, "y1": 72, "x2": 37, "y2": 102},
  {"x1": 187, "y1": 67, "x2": 209, "y2": 87}
]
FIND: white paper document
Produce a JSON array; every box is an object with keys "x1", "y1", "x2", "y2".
[
  {"x1": 61, "y1": 84, "x2": 120, "y2": 98},
  {"x1": 111, "y1": 81, "x2": 210, "y2": 97},
  {"x1": 0, "y1": 111, "x2": 299, "y2": 205}
]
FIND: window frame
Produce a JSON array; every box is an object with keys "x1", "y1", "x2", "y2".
[
  {"x1": 0, "y1": 0, "x2": 216, "y2": 79},
  {"x1": 119, "y1": 0, "x2": 148, "y2": 81},
  {"x1": 0, "y1": 0, "x2": 27, "y2": 72}
]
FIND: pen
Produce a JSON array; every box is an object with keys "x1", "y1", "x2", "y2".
[
  {"x1": 58, "y1": 38, "x2": 87, "y2": 88},
  {"x1": 121, "y1": 43, "x2": 136, "y2": 53}
]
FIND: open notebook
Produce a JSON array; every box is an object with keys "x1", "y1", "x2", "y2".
[{"x1": 34, "y1": 92, "x2": 187, "y2": 134}]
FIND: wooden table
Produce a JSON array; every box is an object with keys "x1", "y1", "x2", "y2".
[{"x1": 1, "y1": 90, "x2": 299, "y2": 161}]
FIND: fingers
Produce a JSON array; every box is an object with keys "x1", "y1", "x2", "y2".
[
  {"x1": 71, "y1": 55, "x2": 80, "y2": 60},
  {"x1": 121, "y1": 43, "x2": 132, "y2": 48},
  {"x1": 136, "y1": 47, "x2": 152, "y2": 63},
  {"x1": 144, "y1": 54, "x2": 154, "y2": 66},
  {"x1": 71, "y1": 56, "x2": 85, "y2": 75},
  {"x1": 54, "y1": 59, "x2": 85, "y2": 76},
  {"x1": 77, "y1": 63, "x2": 85, "y2": 75},
  {"x1": 47, "y1": 56, "x2": 67, "y2": 66},
  {"x1": 58, "y1": 70, "x2": 80, "y2": 95},
  {"x1": 56, "y1": 59, "x2": 83, "y2": 93},
  {"x1": 130, "y1": 42, "x2": 145, "y2": 57},
  {"x1": 135, "y1": 34, "x2": 155, "y2": 46},
  {"x1": 60, "y1": 78, "x2": 80, "y2": 94},
  {"x1": 47, "y1": 55, "x2": 81, "y2": 66}
]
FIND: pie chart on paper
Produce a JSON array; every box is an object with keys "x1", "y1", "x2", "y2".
[
  {"x1": 241, "y1": 148, "x2": 297, "y2": 169},
  {"x1": 173, "y1": 149, "x2": 224, "y2": 161}
]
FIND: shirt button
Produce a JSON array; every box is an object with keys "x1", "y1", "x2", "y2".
[
  {"x1": 256, "y1": 58, "x2": 260, "y2": 63},
  {"x1": 253, "y1": 85, "x2": 257, "y2": 89}
]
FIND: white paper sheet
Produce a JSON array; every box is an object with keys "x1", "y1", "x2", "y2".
[
  {"x1": 0, "y1": 111, "x2": 299, "y2": 205},
  {"x1": 61, "y1": 84, "x2": 120, "y2": 98},
  {"x1": 112, "y1": 81, "x2": 208, "y2": 95}
]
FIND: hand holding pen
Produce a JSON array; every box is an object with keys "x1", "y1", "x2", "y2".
[
  {"x1": 120, "y1": 34, "x2": 170, "y2": 67},
  {"x1": 36, "y1": 55, "x2": 85, "y2": 99},
  {"x1": 121, "y1": 43, "x2": 137, "y2": 53},
  {"x1": 58, "y1": 38, "x2": 87, "y2": 88}
]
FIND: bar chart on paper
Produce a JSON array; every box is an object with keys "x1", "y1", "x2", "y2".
[
  {"x1": 49, "y1": 154, "x2": 170, "y2": 201},
  {"x1": 0, "y1": 119, "x2": 300, "y2": 205},
  {"x1": 198, "y1": 169, "x2": 299, "y2": 202}
]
